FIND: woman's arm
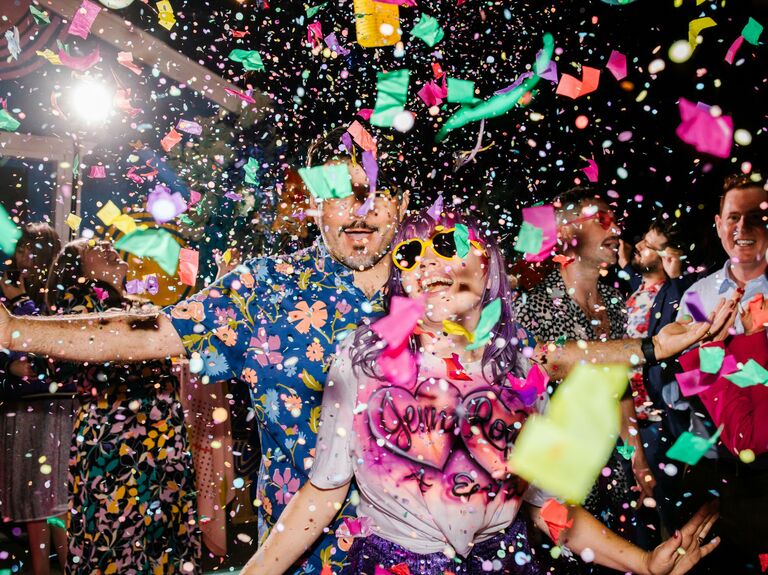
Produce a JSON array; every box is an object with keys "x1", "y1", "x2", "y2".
[
  {"x1": 529, "y1": 502, "x2": 719, "y2": 575},
  {"x1": 240, "y1": 481, "x2": 350, "y2": 575}
]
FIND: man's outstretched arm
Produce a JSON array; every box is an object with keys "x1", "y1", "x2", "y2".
[{"x1": 0, "y1": 304, "x2": 186, "y2": 363}]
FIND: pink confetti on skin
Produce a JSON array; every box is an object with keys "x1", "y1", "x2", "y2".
[
  {"x1": 725, "y1": 35, "x2": 745, "y2": 64},
  {"x1": 58, "y1": 47, "x2": 101, "y2": 71},
  {"x1": 606, "y1": 49, "x2": 627, "y2": 80},
  {"x1": 581, "y1": 158, "x2": 599, "y2": 182},
  {"x1": 675, "y1": 98, "x2": 733, "y2": 158},
  {"x1": 522, "y1": 204, "x2": 558, "y2": 263},
  {"x1": 68, "y1": 0, "x2": 101, "y2": 40},
  {"x1": 117, "y1": 51, "x2": 142, "y2": 75}
]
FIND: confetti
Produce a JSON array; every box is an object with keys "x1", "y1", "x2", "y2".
[
  {"x1": 68, "y1": 0, "x2": 101, "y2": 40},
  {"x1": 410, "y1": 13, "x2": 445, "y2": 48},
  {"x1": 114, "y1": 228, "x2": 182, "y2": 276},
  {"x1": 370, "y1": 69, "x2": 411, "y2": 128},
  {"x1": 298, "y1": 163, "x2": 352, "y2": 200},
  {"x1": 666, "y1": 426, "x2": 723, "y2": 466},
  {"x1": 0, "y1": 205, "x2": 22, "y2": 254}
]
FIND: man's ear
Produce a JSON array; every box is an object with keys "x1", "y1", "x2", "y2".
[
  {"x1": 308, "y1": 194, "x2": 322, "y2": 228},
  {"x1": 398, "y1": 190, "x2": 410, "y2": 220},
  {"x1": 557, "y1": 223, "x2": 574, "y2": 250},
  {"x1": 714, "y1": 214, "x2": 723, "y2": 241}
]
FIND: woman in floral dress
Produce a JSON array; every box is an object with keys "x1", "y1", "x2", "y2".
[{"x1": 46, "y1": 239, "x2": 201, "y2": 574}]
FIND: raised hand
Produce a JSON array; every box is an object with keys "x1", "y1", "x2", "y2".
[
  {"x1": 645, "y1": 501, "x2": 719, "y2": 575},
  {"x1": 660, "y1": 247, "x2": 684, "y2": 279},
  {"x1": 653, "y1": 297, "x2": 738, "y2": 360},
  {"x1": 0, "y1": 304, "x2": 11, "y2": 351}
]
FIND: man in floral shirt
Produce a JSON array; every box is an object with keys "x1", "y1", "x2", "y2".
[{"x1": 165, "y1": 129, "x2": 409, "y2": 574}]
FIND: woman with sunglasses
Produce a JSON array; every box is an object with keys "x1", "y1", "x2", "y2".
[{"x1": 242, "y1": 209, "x2": 718, "y2": 575}]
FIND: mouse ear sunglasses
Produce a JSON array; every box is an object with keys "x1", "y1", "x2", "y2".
[{"x1": 391, "y1": 227, "x2": 486, "y2": 271}]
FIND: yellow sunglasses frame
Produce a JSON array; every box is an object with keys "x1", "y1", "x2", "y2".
[{"x1": 391, "y1": 226, "x2": 485, "y2": 271}]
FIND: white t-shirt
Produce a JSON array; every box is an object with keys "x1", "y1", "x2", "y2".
[{"x1": 309, "y1": 339, "x2": 548, "y2": 557}]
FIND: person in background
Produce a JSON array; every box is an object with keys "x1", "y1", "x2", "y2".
[
  {"x1": 618, "y1": 213, "x2": 700, "y2": 539},
  {"x1": 0, "y1": 222, "x2": 68, "y2": 575},
  {"x1": 45, "y1": 239, "x2": 201, "y2": 574},
  {"x1": 671, "y1": 171, "x2": 768, "y2": 573},
  {"x1": 514, "y1": 186, "x2": 651, "y2": 572}
]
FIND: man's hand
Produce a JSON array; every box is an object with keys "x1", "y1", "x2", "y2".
[
  {"x1": 9, "y1": 358, "x2": 35, "y2": 379},
  {"x1": 631, "y1": 447, "x2": 657, "y2": 504},
  {"x1": 741, "y1": 293, "x2": 768, "y2": 335},
  {"x1": 0, "y1": 304, "x2": 11, "y2": 350},
  {"x1": 653, "y1": 297, "x2": 738, "y2": 360},
  {"x1": 660, "y1": 247, "x2": 684, "y2": 279},
  {"x1": 619, "y1": 239, "x2": 633, "y2": 270},
  {"x1": 644, "y1": 501, "x2": 719, "y2": 575}
]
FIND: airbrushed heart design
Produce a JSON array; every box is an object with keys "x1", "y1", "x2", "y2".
[
  {"x1": 367, "y1": 383, "x2": 529, "y2": 475},
  {"x1": 367, "y1": 380, "x2": 462, "y2": 470},
  {"x1": 460, "y1": 389, "x2": 528, "y2": 479}
]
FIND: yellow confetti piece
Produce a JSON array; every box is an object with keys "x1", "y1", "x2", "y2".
[
  {"x1": 96, "y1": 200, "x2": 121, "y2": 226},
  {"x1": 212, "y1": 407, "x2": 228, "y2": 423},
  {"x1": 112, "y1": 213, "x2": 137, "y2": 235},
  {"x1": 40, "y1": 464, "x2": 52, "y2": 475},
  {"x1": 156, "y1": 0, "x2": 176, "y2": 30},
  {"x1": 353, "y1": 0, "x2": 400, "y2": 48},
  {"x1": 689, "y1": 16, "x2": 717, "y2": 50},
  {"x1": 442, "y1": 319, "x2": 475, "y2": 343},
  {"x1": 65, "y1": 213, "x2": 82, "y2": 231},
  {"x1": 36, "y1": 49, "x2": 61, "y2": 65}
]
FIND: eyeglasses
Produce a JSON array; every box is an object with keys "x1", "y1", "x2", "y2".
[
  {"x1": 392, "y1": 227, "x2": 485, "y2": 271},
  {"x1": 565, "y1": 209, "x2": 617, "y2": 231}
]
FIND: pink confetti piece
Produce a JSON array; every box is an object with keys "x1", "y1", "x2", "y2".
[
  {"x1": 357, "y1": 108, "x2": 373, "y2": 120},
  {"x1": 307, "y1": 22, "x2": 323, "y2": 48},
  {"x1": 189, "y1": 190, "x2": 202, "y2": 206},
  {"x1": 725, "y1": 35, "x2": 744, "y2": 65},
  {"x1": 178, "y1": 248, "x2": 199, "y2": 286},
  {"x1": 161, "y1": 127, "x2": 182, "y2": 152},
  {"x1": 522, "y1": 204, "x2": 558, "y2": 262},
  {"x1": 113, "y1": 88, "x2": 141, "y2": 117},
  {"x1": 88, "y1": 165, "x2": 106, "y2": 178},
  {"x1": 224, "y1": 87, "x2": 256, "y2": 103},
  {"x1": 68, "y1": 0, "x2": 101, "y2": 39},
  {"x1": 675, "y1": 98, "x2": 733, "y2": 158},
  {"x1": 117, "y1": 51, "x2": 142, "y2": 75},
  {"x1": 417, "y1": 78, "x2": 448, "y2": 107},
  {"x1": 606, "y1": 49, "x2": 627, "y2": 80},
  {"x1": 347, "y1": 120, "x2": 377, "y2": 153},
  {"x1": 371, "y1": 296, "x2": 424, "y2": 349},
  {"x1": 581, "y1": 158, "x2": 599, "y2": 182},
  {"x1": 58, "y1": 47, "x2": 100, "y2": 71}
]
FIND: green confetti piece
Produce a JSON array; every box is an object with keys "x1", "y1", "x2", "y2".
[
  {"x1": 410, "y1": 13, "x2": 444, "y2": 47},
  {"x1": 29, "y1": 5, "x2": 50, "y2": 25},
  {"x1": 466, "y1": 298, "x2": 501, "y2": 350},
  {"x1": 513, "y1": 221, "x2": 544, "y2": 254},
  {"x1": 228, "y1": 49, "x2": 265, "y2": 72},
  {"x1": 0, "y1": 109, "x2": 21, "y2": 132},
  {"x1": 742, "y1": 17, "x2": 763, "y2": 46},
  {"x1": 454, "y1": 224, "x2": 470, "y2": 258},
  {"x1": 666, "y1": 426, "x2": 722, "y2": 466},
  {"x1": 0, "y1": 204, "x2": 22, "y2": 254},
  {"x1": 436, "y1": 33, "x2": 554, "y2": 142},
  {"x1": 616, "y1": 444, "x2": 636, "y2": 460},
  {"x1": 298, "y1": 163, "x2": 352, "y2": 200},
  {"x1": 447, "y1": 77, "x2": 479, "y2": 104},
  {"x1": 46, "y1": 516, "x2": 65, "y2": 529},
  {"x1": 370, "y1": 69, "x2": 411, "y2": 128},
  {"x1": 724, "y1": 359, "x2": 768, "y2": 388},
  {"x1": 699, "y1": 346, "x2": 725, "y2": 374},
  {"x1": 243, "y1": 157, "x2": 260, "y2": 185},
  {"x1": 72, "y1": 153, "x2": 80, "y2": 178},
  {"x1": 114, "y1": 228, "x2": 181, "y2": 276},
  {"x1": 306, "y1": 2, "x2": 327, "y2": 17}
]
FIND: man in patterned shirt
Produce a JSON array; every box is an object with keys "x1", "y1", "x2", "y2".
[{"x1": 514, "y1": 186, "x2": 653, "y2": 571}]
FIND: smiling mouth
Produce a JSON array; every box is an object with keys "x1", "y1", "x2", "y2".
[
  {"x1": 735, "y1": 239, "x2": 756, "y2": 247},
  {"x1": 343, "y1": 229, "x2": 375, "y2": 242},
  {"x1": 420, "y1": 276, "x2": 454, "y2": 293},
  {"x1": 602, "y1": 238, "x2": 620, "y2": 251}
]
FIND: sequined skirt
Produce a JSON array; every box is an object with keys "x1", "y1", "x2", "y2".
[{"x1": 343, "y1": 516, "x2": 540, "y2": 575}]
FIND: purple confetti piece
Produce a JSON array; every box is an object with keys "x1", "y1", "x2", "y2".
[
  {"x1": 341, "y1": 131, "x2": 353, "y2": 153},
  {"x1": 494, "y1": 72, "x2": 534, "y2": 95},
  {"x1": 146, "y1": 183, "x2": 187, "y2": 224},
  {"x1": 362, "y1": 150, "x2": 378, "y2": 195},
  {"x1": 125, "y1": 279, "x2": 142, "y2": 295},
  {"x1": 145, "y1": 274, "x2": 159, "y2": 295},
  {"x1": 427, "y1": 194, "x2": 444, "y2": 221},
  {"x1": 177, "y1": 119, "x2": 203, "y2": 135},
  {"x1": 224, "y1": 191, "x2": 243, "y2": 201},
  {"x1": 684, "y1": 291, "x2": 711, "y2": 323},
  {"x1": 324, "y1": 32, "x2": 350, "y2": 56}
]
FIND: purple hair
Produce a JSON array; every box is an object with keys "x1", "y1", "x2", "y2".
[{"x1": 349, "y1": 208, "x2": 525, "y2": 386}]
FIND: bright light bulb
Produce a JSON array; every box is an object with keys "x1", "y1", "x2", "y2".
[{"x1": 71, "y1": 81, "x2": 113, "y2": 123}]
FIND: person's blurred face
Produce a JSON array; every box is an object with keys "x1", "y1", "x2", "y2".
[
  {"x1": 560, "y1": 200, "x2": 622, "y2": 269},
  {"x1": 399, "y1": 230, "x2": 488, "y2": 326},
  {"x1": 312, "y1": 160, "x2": 408, "y2": 271},
  {"x1": 631, "y1": 228, "x2": 667, "y2": 274},
  {"x1": 715, "y1": 186, "x2": 768, "y2": 268},
  {"x1": 82, "y1": 241, "x2": 129, "y2": 287}
]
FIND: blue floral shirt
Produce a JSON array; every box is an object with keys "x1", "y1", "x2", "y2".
[{"x1": 164, "y1": 241, "x2": 384, "y2": 574}]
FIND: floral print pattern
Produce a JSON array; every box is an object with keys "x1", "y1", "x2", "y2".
[{"x1": 165, "y1": 242, "x2": 384, "y2": 574}]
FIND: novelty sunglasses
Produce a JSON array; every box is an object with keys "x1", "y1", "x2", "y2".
[
  {"x1": 565, "y1": 209, "x2": 617, "y2": 230},
  {"x1": 392, "y1": 227, "x2": 485, "y2": 271}
]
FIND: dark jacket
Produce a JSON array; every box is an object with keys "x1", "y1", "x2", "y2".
[{"x1": 623, "y1": 265, "x2": 698, "y2": 417}]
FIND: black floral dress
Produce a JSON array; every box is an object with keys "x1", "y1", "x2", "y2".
[{"x1": 57, "y1": 281, "x2": 201, "y2": 575}]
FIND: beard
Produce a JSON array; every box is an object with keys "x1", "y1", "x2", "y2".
[{"x1": 630, "y1": 256, "x2": 661, "y2": 274}]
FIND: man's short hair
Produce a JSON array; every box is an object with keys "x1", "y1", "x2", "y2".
[
  {"x1": 719, "y1": 172, "x2": 767, "y2": 214},
  {"x1": 552, "y1": 185, "x2": 607, "y2": 217},
  {"x1": 649, "y1": 214, "x2": 690, "y2": 253}
]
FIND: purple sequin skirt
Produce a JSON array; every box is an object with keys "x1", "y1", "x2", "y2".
[{"x1": 343, "y1": 516, "x2": 540, "y2": 575}]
